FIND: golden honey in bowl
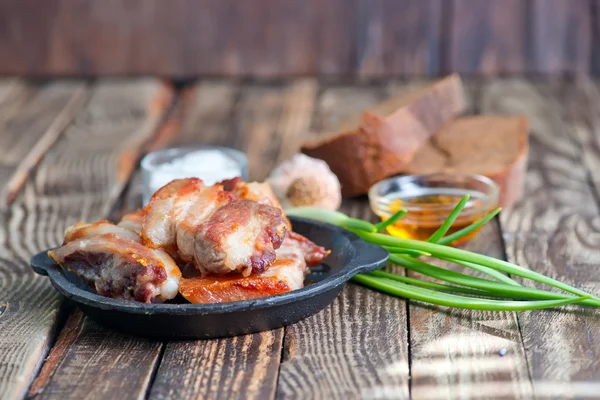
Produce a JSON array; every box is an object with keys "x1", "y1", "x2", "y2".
[{"x1": 369, "y1": 174, "x2": 499, "y2": 246}]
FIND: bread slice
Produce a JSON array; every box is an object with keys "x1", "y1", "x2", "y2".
[
  {"x1": 301, "y1": 74, "x2": 467, "y2": 197},
  {"x1": 405, "y1": 115, "x2": 529, "y2": 207}
]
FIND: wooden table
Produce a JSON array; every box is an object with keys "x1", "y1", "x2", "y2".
[{"x1": 1, "y1": 78, "x2": 599, "y2": 400}]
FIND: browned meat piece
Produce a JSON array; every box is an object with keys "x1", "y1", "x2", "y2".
[
  {"x1": 180, "y1": 237, "x2": 307, "y2": 304},
  {"x1": 141, "y1": 178, "x2": 235, "y2": 261},
  {"x1": 286, "y1": 231, "x2": 330, "y2": 267},
  {"x1": 221, "y1": 178, "x2": 328, "y2": 266},
  {"x1": 117, "y1": 210, "x2": 145, "y2": 234},
  {"x1": 141, "y1": 178, "x2": 206, "y2": 254},
  {"x1": 175, "y1": 184, "x2": 234, "y2": 262},
  {"x1": 49, "y1": 231, "x2": 181, "y2": 303},
  {"x1": 142, "y1": 178, "x2": 288, "y2": 275},
  {"x1": 194, "y1": 200, "x2": 288, "y2": 276},
  {"x1": 220, "y1": 178, "x2": 291, "y2": 228},
  {"x1": 64, "y1": 220, "x2": 140, "y2": 244}
]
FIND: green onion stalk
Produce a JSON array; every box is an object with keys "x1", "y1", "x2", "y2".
[{"x1": 286, "y1": 198, "x2": 600, "y2": 311}]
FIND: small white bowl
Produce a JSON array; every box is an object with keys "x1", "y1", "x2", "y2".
[{"x1": 141, "y1": 146, "x2": 248, "y2": 205}]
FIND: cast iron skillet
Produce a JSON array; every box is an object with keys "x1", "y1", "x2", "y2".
[{"x1": 30, "y1": 217, "x2": 389, "y2": 339}]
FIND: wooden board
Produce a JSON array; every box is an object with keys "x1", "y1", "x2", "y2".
[
  {"x1": 0, "y1": 79, "x2": 35, "y2": 124},
  {"x1": 0, "y1": 79, "x2": 173, "y2": 400},
  {"x1": 0, "y1": 81, "x2": 87, "y2": 208},
  {"x1": 2, "y1": 0, "x2": 598, "y2": 77},
  {"x1": 150, "y1": 331, "x2": 284, "y2": 400},
  {"x1": 480, "y1": 79, "x2": 600, "y2": 397},
  {"x1": 593, "y1": 0, "x2": 600, "y2": 75},
  {"x1": 407, "y1": 221, "x2": 533, "y2": 399},
  {"x1": 565, "y1": 78, "x2": 600, "y2": 198},
  {"x1": 355, "y1": 0, "x2": 442, "y2": 77},
  {"x1": 446, "y1": 0, "x2": 527, "y2": 75},
  {"x1": 530, "y1": 0, "x2": 591, "y2": 75},
  {"x1": 30, "y1": 311, "x2": 162, "y2": 400}
]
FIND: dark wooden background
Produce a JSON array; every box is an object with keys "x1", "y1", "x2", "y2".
[{"x1": 1, "y1": 0, "x2": 599, "y2": 78}]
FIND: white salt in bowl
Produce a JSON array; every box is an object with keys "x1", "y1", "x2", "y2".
[{"x1": 141, "y1": 146, "x2": 248, "y2": 205}]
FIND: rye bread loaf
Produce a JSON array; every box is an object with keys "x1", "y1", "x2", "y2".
[
  {"x1": 301, "y1": 74, "x2": 467, "y2": 197},
  {"x1": 405, "y1": 115, "x2": 529, "y2": 207}
]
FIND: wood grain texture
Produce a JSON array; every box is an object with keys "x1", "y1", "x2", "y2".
[
  {"x1": 407, "y1": 222, "x2": 533, "y2": 399},
  {"x1": 2, "y1": 85, "x2": 88, "y2": 208},
  {"x1": 0, "y1": 79, "x2": 172, "y2": 400},
  {"x1": 150, "y1": 331, "x2": 284, "y2": 400},
  {"x1": 236, "y1": 80, "x2": 318, "y2": 180},
  {"x1": 593, "y1": 0, "x2": 600, "y2": 75},
  {"x1": 30, "y1": 310, "x2": 162, "y2": 400},
  {"x1": 277, "y1": 86, "x2": 410, "y2": 399},
  {"x1": 530, "y1": 0, "x2": 591, "y2": 75},
  {"x1": 480, "y1": 79, "x2": 600, "y2": 397},
  {"x1": 147, "y1": 80, "x2": 318, "y2": 400},
  {"x1": 569, "y1": 79, "x2": 600, "y2": 199},
  {"x1": 446, "y1": 0, "x2": 527, "y2": 75},
  {"x1": 356, "y1": 0, "x2": 442, "y2": 77},
  {"x1": 0, "y1": 82, "x2": 87, "y2": 208},
  {"x1": 0, "y1": 79, "x2": 35, "y2": 123},
  {"x1": 4, "y1": 0, "x2": 597, "y2": 77}
]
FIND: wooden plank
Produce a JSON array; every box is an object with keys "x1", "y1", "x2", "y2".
[
  {"x1": 407, "y1": 221, "x2": 533, "y2": 399},
  {"x1": 0, "y1": 0, "x2": 334, "y2": 77},
  {"x1": 569, "y1": 79, "x2": 600, "y2": 199},
  {"x1": 150, "y1": 331, "x2": 284, "y2": 400},
  {"x1": 30, "y1": 311, "x2": 162, "y2": 400},
  {"x1": 446, "y1": 0, "x2": 527, "y2": 75},
  {"x1": 355, "y1": 0, "x2": 442, "y2": 77},
  {"x1": 146, "y1": 80, "x2": 317, "y2": 399},
  {"x1": 0, "y1": 82, "x2": 87, "y2": 208},
  {"x1": 0, "y1": 79, "x2": 173, "y2": 400},
  {"x1": 530, "y1": 0, "x2": 591, "y2": 75},
  {"x1": 0, "y1": 79, "x2": 35, "y2": 123},
  {"x1": 277, "y1": 85, "x2": 410, "y2": 399},
  {"x1": 479, "y1": 79, "x2": 600, "y2": 397},
  {"x1": 592, "y1": 1, "x2": 600, "y2": 75},
  {"x1": 236, "y1": 80, "x2": 318, "y2": 180}
]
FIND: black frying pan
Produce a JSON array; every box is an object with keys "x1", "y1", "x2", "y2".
[{"x1": 29, "y1": 217, "x2": 389, "y2": 339}]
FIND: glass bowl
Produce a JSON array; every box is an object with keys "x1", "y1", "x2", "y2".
[
  {"x1": 141, "y1": 146, "x2": 248, "y2": 205},
  {"x1": 368, "y1": 174, "x2": 499, "y2": 245}
]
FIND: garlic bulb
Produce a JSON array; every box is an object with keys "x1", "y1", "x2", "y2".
[{"x1": 267, "y1": 154, "x2": 342, "y2": 210}]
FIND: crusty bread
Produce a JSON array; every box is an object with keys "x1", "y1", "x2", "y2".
[
  {"x1": 405, "y1": 115, "x2": 529, "y2": 207},
  {"x1": 301, "y1": 74, "x2": 467, "y2": 197}
]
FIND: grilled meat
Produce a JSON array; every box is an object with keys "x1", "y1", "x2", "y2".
[
  {"x1": 180, "y1": 237, "x2": 307, "y2": 304},
  {"x1": 49, "y1": 223, "x2": 181, "y2": 303}
]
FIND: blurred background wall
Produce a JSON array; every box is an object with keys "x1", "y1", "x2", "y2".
[{"x1": 0, "y1": 0, "x2": 598, "y2": 78}]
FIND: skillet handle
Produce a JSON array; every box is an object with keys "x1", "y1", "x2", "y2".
[
  {"x1": 346, "y1": 239, "x2": 390, "y2": 276},
  {"x1": 30, "y1": 250, "x2": 58, "y2": 276}
]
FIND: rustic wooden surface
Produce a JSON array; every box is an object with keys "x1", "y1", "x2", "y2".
[
  {"x1": 0, "y1": 79, "x2": 172, "y2": 400},
  {"x1": 0, "y1": 0, "x2": 598, "y2": 77},
  {"x1": 1, "y1": 77, "x2": 600, "y2": 400},
  {"x1": 480, "y1": 79, "x2": 600, "y2": 398}
]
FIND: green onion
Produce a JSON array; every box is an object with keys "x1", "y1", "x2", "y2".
[
  {"x1": 286, "y1": 207, "x2": 376, "y2": 232},
  {"x1": 428, "y1": 194, "x2": 470, "y2": 243},
  {"x1": 382, "y1": 246, "x2": 431, "y2": 257},
  {"x1": 367, "y1": 270, "x2": 497, "y2": 297},
  {"x1": 374, "y1": 209, "x2": 407, "y2": 232},
  {"x1": 286, "y1": 206, "x2": 600, "y2": 311},
  {"x1": 357, "y1": 232, "x2": 599, "y2": 301},
  {"x1": 353, "y1": 274, "x2": 591, "y2": 311},
  {"x1": 388, "y1": 255, "x2": 600, "y2": 307},
  {"x1": 442, "y1": 257, "x2": 521, "y2": 286},
  {"x1": 437, "y1": 208, "x2": 502, "y2": 246}
]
